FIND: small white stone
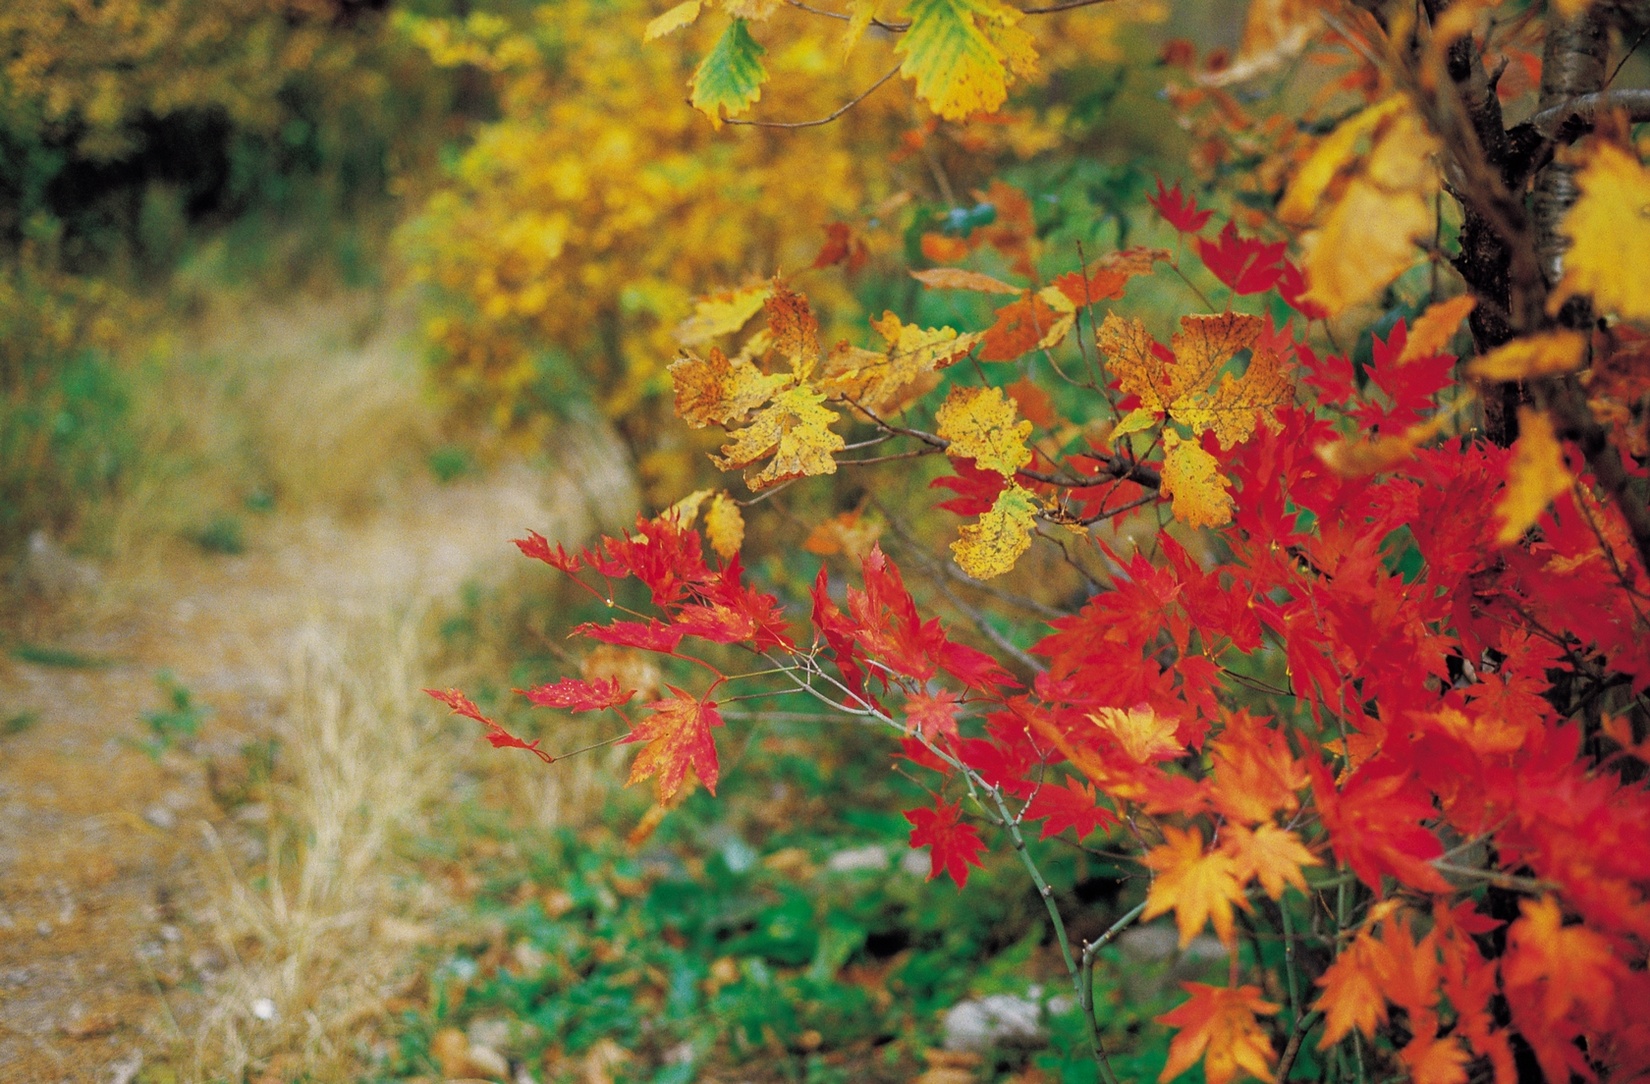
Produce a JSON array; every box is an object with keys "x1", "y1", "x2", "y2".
[
  {"x1": 826, "y1": 845, "x2": 891, "y2": 872},
  {"x1": 250, "y1": 997, "x2": 277, "y2": 1021}
]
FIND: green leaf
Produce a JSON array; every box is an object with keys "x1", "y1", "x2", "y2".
[
  {"x1": 896, "y1": 0, "x2": 1035, "y2": 121},
  {"x1": 690, "y1": 18, "x2": 768, "y2": 128}
]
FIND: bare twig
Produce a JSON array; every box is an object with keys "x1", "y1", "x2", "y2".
[{"x1": 725, "y1": 64, "x2": 901, "y2": 129}]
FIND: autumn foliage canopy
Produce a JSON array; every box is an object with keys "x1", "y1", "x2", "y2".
[{"x1": 429, "y1": 1, "x2": 1650, "y2": 1082}]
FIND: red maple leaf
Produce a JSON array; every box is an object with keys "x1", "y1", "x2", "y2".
[
  {"x1": 574, "y1": 619, "x2": 685, "y2": 653},
  {"x1": 932, "y1": 456, "x2": 1008, "y2": 515},
  {"x1": 1149, "y1": 176, "x2": 1214, "y2": 234},
  {"x1": 1196, "y1": 221, "x2": 1287, "y2": 296},
  {"x1": 1310, "y1": 758, "x2": 1451, "y2": 892},
  {"x1": 624, "y1": 688, "x2": 724, "y2": 800},
  {"x1": 425, "y1": 687, "x2": 553, "y2": 762},
  {"x1": 518, "y1": 676, "x2": 634, "y2": 712},
  {"x1": 905, "y1": 690, "x2": 963, "y2": 743},
  {"x1": 1277, "y1": 258, "x2": 1329, "y2": 319},
  {"x1": 1024, "y1": 775, "x2": 1115, "y2": 840},
  {"x1": 514, "y1": 530, "x2": 583, "y2": 573},
  {"x1": 905, "y1": 797, "x2": 988, "y2": 886}
]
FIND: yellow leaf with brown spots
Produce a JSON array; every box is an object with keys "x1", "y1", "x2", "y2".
[
  {"x1": 704, "y1": 492, "x2": 745, "y2": 558},
  {"x1": 1161, "y1": 431, "x2": 1233, "y2": 529},
  {"x1": 951, "y1": 482, "x2": 1037, "y2": 578},
  {"x1": 713, "y1": 384, "x2": 844, "y2": 490},
  {"x1": 936, "y1": 384, "x2": 1033, "y2": 477}
]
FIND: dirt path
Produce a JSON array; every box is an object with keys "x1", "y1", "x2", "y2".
[{"x1": 0, "y1": 434, "x2": 636, "y2": 1082}]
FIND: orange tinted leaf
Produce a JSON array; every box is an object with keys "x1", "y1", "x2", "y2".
[
  {"x1": 625, "y1": 690, "x2": 723, "y2": 800},
  {"x1": 1494, "y1": 408, "x2": 1573, "y2": 544},
  {"x1": 1157, "y1": 983, "x2": 1281, "y2": 1084},
  {"x1": 1399, "y1": 1034, "x2": 1471, "y2": 1084},
  {"x1": 669, "y1": 348, "x2": 789, "y2": 428},
  {"x1": 1222, "y1": 822, "x2": 1318, "y2": 900},
  {"x1": 1399, "y1": 295, "x2": 1475, "y2": 364},
  {"x1": 1143, "y1": 825, "x2": 1249, "y2": 948},
  {"x1": 1314, "y1": 931, "x2": 1391, "y2": 1047},
  {"x1": 1503, "y1": 896, "x2": 1619, "y2": 1028},
  {"x1": 1098, "y1": 311, "x2": 1170, "y2": 413},
  {"x1": 1092, "y1": 704, "x2": 1182, "y2": 764},
  {"x1": 980, "y1": 292, "x2": 1062, "y2": 361},
  {"x1": 1467, "y1": 331, "x2": 1586, "y2": 381},
  {"x1": 911, "y1": 267, "x2": 1023, "y2": 294},
  {"x1": 766, "y1": 284, "x2": 821, "y2": 375}
]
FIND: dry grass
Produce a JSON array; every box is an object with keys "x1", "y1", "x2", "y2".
[{"x1": 193, "y1": 607, "x2": 445, "y2": 1081}]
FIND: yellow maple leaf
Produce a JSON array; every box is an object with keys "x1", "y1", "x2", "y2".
[
  {"x1": 1221, "y1": 821, "x2": 1318, "y2": 900},
  {"x1": 936, "y1": 385, "x2": 1033, "y2": 477},
  {"x1": 822, "y1": 313, "x2": 979, "y2": 416},
  {"x1": 1143, "y1": 825, "x2": 1249, "y2": 947},
  {"x1": 713, "y1": 384, "x2": 845, "y2": 490},
  {"x1": 1494, "y1": 408, "x2": 1573, "y2": 544},
  {"x1": 1552, "y1": 141, "x2": 1650, "y2": 322},
  {"x1": 1091, "y1": 704, "x2": 1182, "y2": 764},
  {"x1": 1161, "y1": 431, "x2": 1234, "y2": 529},
  {"x1": 951, "y1": 482, "x2": 1037, "y2": 578},
  {"x1": 1467, "y1": 330, "x2": 1586, "y2": 381},
  {"x1": 1278, "y1": 96, "x2": 1406, "y2": 225},
  {"x1": 704, "y1": 491, "x2": 745, "y2": 558},
  {"x1": 669, "y1": 347, "x2": 790, "y2": 428}
]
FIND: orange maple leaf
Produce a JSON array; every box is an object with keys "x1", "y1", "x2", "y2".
[
  {"x1": 1313, "y1": 929, "x2": 1390, "y2": 1048},
  {"x1": 1221, "y1": 821, "x2": 1318, "y2": 900},
  {"x1": 1503, "y1": 895, "x2": 1619, "y2": 1030},
  {"x1": 1143, "y1": 825, "x2": 1249, "y2": 947},
  {"x1": 624, "y1": 689, "x2": 724, "y2": 801},
  {"x1": 1158, "y1": 983, "x2": 1280, "y2": 1084}
]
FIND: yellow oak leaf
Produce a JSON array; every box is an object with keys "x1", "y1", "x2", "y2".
[
  {"x1": 1399, "y1": 295, "x2": 1476, "y2": 363},
  {"x1": 936, "y1": 384, "x2": 1033, "y2": 477},
  {"x1": 1278, "y1": 96, "x2": 1406, "y2": 225},
  {"x1": 675, "y1": 283, "x2": 771, "y2": 345},
  {"x1": 1467, "y1": 330, "x2": 1586, "y2": 381},
  {"x1": 896, "y1": 0, "x2": 1037, "y2": 121},
  {"x1": 1091, "y1": 704, "x2": 1182, "y2": 764},
  {"x1": 1161, "y1": 431, "x2": 1234, "y2": 529},
  {"x1": 951, "y1": 482, "x2": 1037, "y2": 579},
  {"x1": 1158, "y1": 984, "x2": 1281, "y2": 1084},
  {"x1": 1293, "y1": 104, "x2": 1439, "y2": 316},
  {"x1": 643, "y1": 0, "x2": 702, "y2": 41},
  {"x1": 713, "y1": 384, "x2": 845, "y2": 490},
  {"x1": 1143, "y1": 825, "x2": 1249, "y2": 948},
  {"x1": 704, "y1": 491, "x2": 745, "y2": 558},
  {"x1": 1494, "y1": 408, "x2": 1573, "y2": 544},
  {"x1": 669, "y1": 347, "x2": 790, "y2": 428},
  {"x1": 1221, "y1": 822, "x2": 1318, "y2": 900},
  {"x1": 1552, "y1": 141, "x2": 1650, "y2": 320}
]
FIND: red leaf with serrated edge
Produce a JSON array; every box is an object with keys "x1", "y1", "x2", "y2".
[
  {"x1": 1149, "y1": 177, "x2": 1214, "y2": 234},
  {"x1": 1360, "y1": 320, "x2": 1457, "y2": 426},
  {"x1": 705, "y1": 555, "x2": 794, "y2": 652},
  {"x1": 905, "y1": 798, "x2": 987, "y2": 886},
  {"x1": 425, "y1": 688, "x2": 553, "y2": 763},
  {"x1": 595, "y1": 515, "x2": 717, "y2": 608},
  {"x1": 931, "y1": 456, "x2": 1008, "y2": 515},
  {"x1": 1196, "y1": 221, "x2": 1286, "y2": 296},
  {"x1": 672, "y1": 602, "x2": 757, "y2": 644},
  {"x1": 515, "y1": 530, "x2": 583, "y2": 572},
  {"x1": 1310, "y1": 758, "x2": 1451, "y2": 892},
  {"x1": 519, "y1": 676, "x2": 634, "y2": 712},
  {"x1": 624, "y1": 688, "x2": 723, "y2": 800},
  {"x1": 1277, "y1": 258, "x2": 1329, "y2": 319},
  {"x1": 575, "y1": 619, "x2": 685, "y2": 653},
  {"x1": 1025, "y1": 776, "x2": 1115, "y2": 840},
  {"x1": 905, "y1": 690, "x2": 962, "y2": 743}
]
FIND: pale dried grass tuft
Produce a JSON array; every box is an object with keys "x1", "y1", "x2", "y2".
[{"x1": 194, "y1": 607, "x2": 444, "y2": 1082}]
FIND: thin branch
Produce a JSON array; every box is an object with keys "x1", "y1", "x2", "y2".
[
  {"x1": 1530, "y1": 87, "x2": 1650, "y2": 137},
  {"x1": 725, "y1": 64, "x2": 901, "y2": 129},
  {"x1": 1275, "y1": 1010, "x2": 1324, "y2": 1082}
]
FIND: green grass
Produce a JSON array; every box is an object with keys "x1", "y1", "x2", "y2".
[{"x1": 9, "y1": 643, "x2": 117, "y2": 668}]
